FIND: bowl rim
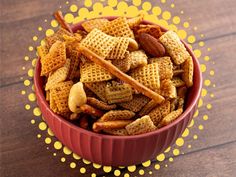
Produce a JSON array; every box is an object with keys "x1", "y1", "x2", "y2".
[{"x1": 34, "y1": 16, "x2": 203, "y2": 140}]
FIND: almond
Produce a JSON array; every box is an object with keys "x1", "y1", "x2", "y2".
[{"x1": 139, "y1": 33, "x2": 165, "y2": 57}]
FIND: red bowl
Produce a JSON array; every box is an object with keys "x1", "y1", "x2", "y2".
[{"x1": 34, "y1": 17, "x2": 202, "y2": 166}]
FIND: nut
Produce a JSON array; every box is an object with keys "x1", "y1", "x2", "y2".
[{"x1": 139, "y1": 33, "x2": 165, "y2": 57}]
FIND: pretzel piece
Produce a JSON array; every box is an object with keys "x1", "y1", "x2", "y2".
[
  {"x1": 87, "y1": 97, "x2": 117, "y2": 110},
  {"x1": 80, "y1": 104, "x2": 104, "y2": 117},
  {"x1": 93, "y1": 120, "x2": 132, "y2": 132},
  {"x1": 54, "y1": 11, "x2": 73, "y2": 33},
  {"x1": 78, "y1": 46, "x2": 165, "y2": 103}
]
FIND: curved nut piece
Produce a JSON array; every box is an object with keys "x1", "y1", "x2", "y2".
[
  {"x1": 68, "y1": 82, "x2": 87, "y2": 113},
  {"x1": 128, "y1": 38, "x2": 139, "y2": 51}
]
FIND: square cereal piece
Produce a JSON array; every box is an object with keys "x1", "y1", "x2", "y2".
[
  {"x1": 129, "y1": 50, "x2": 148, "y2": 69},
  {"x1": 101, "y1": 17, "x2": 134, "y2": 38},
  {"x1": 105, "y1": 81, "x2": 133, "y2": 104},
  {"x1": 148, "y1": 57, "x2": 173, "y2": 80},
  {"x1": 85, "y1": 81, "x2": 107, "y2": 102},
  {"x1": 107, "y1": 37, "x2": 129, "y2": 60},
  {"x1": 51, "y1": 81, "x2": 73, "y2": 113},
  {"x1": 159, "y1": 31, "x2": 190, "y2": 65},
  {"x1": 68, "y1": 49, "x2": 80, "y2": 80},
  {"x1": 125, "y1": 115, "x2": 156, "y2": 135},
  {"x1": 130, "y1": 63, "x2": 160, "y2": 91},
  {"x1": 119, "y1": 94, "x2": 150, "y2": 112},
  {"x1": 82, "y1": 18, "x2": 109, "y2": 32},
  {"x1": 41, "y1": 41, "x2": 67, "y2": 76},
  {"x1": 181, "y1": 56, "x2": 194, "y2": 87},
  {"x1": 80, "y1": 61, "x2": 113, "y2": 82},
  {"x1": 148, "y1": 101, "x2": 170, "y2": 126},
  {"x1": 160, "y1": 79, "x2": 177, "y2": 99},
  {"x1": 45, "y1": 58, "x2": 71, "y2": 90},
  {"x1": 80, "y1": 28, "x2": 118, "y2": 58},
  {"x1": 158, "y1": 108, "x2": 183, "y2": 127},
  {"x1": 112, "y1": 52, "x2": 131, "y2": 73},
  {"x1": 171, "y1": 77, "x2": 185, "y2": 87}
]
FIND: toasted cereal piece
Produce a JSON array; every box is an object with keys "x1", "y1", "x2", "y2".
[
  {"x1": 112, "y1": 52, "x2": 131, "y2": 72},
  {"x1": 159, "y1": 108, "x2": 183, "y2": 127},
  {"x1": 129, "y1": 50, "x2": 148, "y2": 69},
  {"x1": 160, "y1": 79, "x2": 177, "y2": 99},
  {"x1": 87, "y1": 97, "x2": 117, "y2": 110},
  {"x1": 173, "y1": 69, "x2": 184, "y2": 76},
  {"x1": 68, "y1": 49, "x2": 80, "y2": 80},
  {"x1": 170, "y1": 98, "x2": 179, "y2": 111},
  {"x1": 130, "y1": 63, "x2": 160, "y2": 91},
  {"x1": 45, "y1": 58, "x2": 70, "y2": 90},
  {"x1": 138, "y1": 99, "x2": 159, "y2": 117},
  {"x1": 148, "y1": 101, "x2": 170, "y2": 126},
  {"x1": 37, "y1": 45, "x2": 49, "y2": 59},
  {"x1": 85, "y1": 82, "x2": 107, "y2": 102},
  {"x1": 182, "y1": 56, "x2": 194, "y2": 87},
  {"x1": 93, "y1": 120, "x2": 133, "y2": 132},
  {"x1": 51, "y1": 81, "x2": 73, "y2": 114},
  {"x1": 119, "y1": 94, "x2": 150, "y2": 112},
  {"x1": 105, "y1": 81, "x2": 133, "y2": 104},
  {"x1": 134, "y1": 24, "x2": 163, "y2": 39},
  {"x1": 177, "y1": 86, "x2": 187, "y2": 98},
  {"x1": 103, "y1": 128, "x2": 128, "y2": 136},
  {"x1": 101, "y1": 17, "x2": 134, "y2": 38},
  {"x1": 99, "y1": 110, "x2": 135, "y2": 122},
  {"x1": 80, "y1": 61, "x2": 113, "y2": 82},
  {"x1": 148, "y1": 57, "x2": 173, "y2": 80},
  {"x1": 172, "y1": 77, "x2": 185, "y2": 87},
  {"x1": 41, "y1": 41, "x2": 67, "y2": 76},
  {"x1": 107, "y1": 37, "x2": 129, "y2": 60},
  {"x1": 127, "y1": 14, "x2": 144, "y2": 29},
  {"x1": 81, "y1": 18, "x2": 109, "y2": 32},
  {"x1": 80, "y1": 104, "x2": 104, "y2": 117},
  {"x1": 46, "y1": 90, "x2": 50, "y2": 101},
  {"x1": 159, "y1": 31, "x2": 190, "y2": 65},
  {"x1": 80, "y1": 28, "x2": 118, "y2": 58},
  {"x1": 45, "y1": 28, "x2": 73, "y2": 48},
  {"x1": 125, "y1": 115, "x2": 156, "y2": 135},
  {"x1": 49, "y1": 91, "x2": 59, "y2": 113},
  {"x1": 178, "y1": 98, "x2": 185, "y2": 109}
]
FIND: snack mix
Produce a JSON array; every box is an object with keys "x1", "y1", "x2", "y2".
[{"x1": 37, "y1": 11, "x2": 194, "y2": 136}]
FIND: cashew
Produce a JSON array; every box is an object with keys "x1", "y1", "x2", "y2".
[
  {"x1": 68, "y1": 82, "x2": 87, "y2": 113},
  {"x1": 128, "y1": 38, "x2": 139, "y2": 51}
]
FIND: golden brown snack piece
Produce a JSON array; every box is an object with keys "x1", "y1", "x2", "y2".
[
  {"x1": 127, "y1": 38, "x2": 139, "y2": 51},
  {"x1": 99, "y1": 110, "x2": 135, "y2": 122},
  {"x1": 125, "y1": 115, "x2": 156, "y2": 135},
  {"x1": 78, "y1": 46, "x2": 165, "y2": 103},
  {"x1": 50, "y1": 81, "x2": 73, "y2": 114},
  {"x1": 80, "y1": 28, "x2": 118, "y2": 58},
  {"x1": 87, "y1": 97, "x2": 117, "y2": 111},
  {"x1": 82, "y1": 18, "x2": 109, "y2": 32},
  {"x1": 112, "y1": 52, "x2": 131, "y2": 72},
  {"x1": 80, "y1": 104, "x2": 104, "y2": 117},
  {"x1": 134, "y1": 24, "x2": 163, "y2": 39},
  {"x1": 129, "y1": 50, "x2": 148, "y2": 69},
  {"x1": 170, "y1": 98, "x2": 179, "y2": 112},
  {"x1": 182, "y1": 56, "x2": 194, "y2": 87},
  {"x1": 159, "y1": 31, "x2": 190, "y2": 65},
  {"x1": 50, "y1": 90, "x2": 59, "y2": 113},
  {"x1": 80, "y1": 61, "x2": 113, "y2": 82},
  {"x1": 101, "y1": 17, "x2": 134, "y2": 38},
  {"x1": 37, "y1": 45, "x2": 49, "y2": 59},
  {"x1": 46, "y1": 90, "x2": 50, "y2": 101},
  {"x1": 45, "y1": 28, "x2": 73, "y2": 48},
  {"x1": 148, "y1": 101, "x2": 170, "y2": 126},
  {"x1": 45, "y1": 58, "x2": 70, "y2": 91},
  {"x1": 103, "y1": 128, "x2": 128, "y2": 136},
  {"x1": 54, "y1": 11, "x2": 73, "y2": 33},
  {"x1": 67, "y1": 49, "x2": 80, "y2": 80},
  {"x1": 127, "y1": 14, "x2": 144, "y2": 29},
  {"x1": 160, "y1": 79, "x2": 177, "y2": 99},
  {"x1": 173, "y1": 69, "x2": 184, "y2": 76},
  {"x1": 68, "y1": 82, "x2": 87, "y2": 113},
  {"x1": 85, "y1": 82, "x2": 107, "y2": 102},
  {"x1": 138, "y1": 99, "x2": 159, "y2": 117},
  {"x1": 130, "y1": 63, "x2": 160, "y2": 92},
  {"x1": 158, "y1": 108, "x2": 183, "y2": 127},
  {"x1": 93, "y1": 120, "x2": 133, "y2": 132},
  {"x1": 107, "y1": 37, "x2": 129, "y2": 60},
  {"x1": 149, "y1": 57, "x2": 173, "y2": 80},
  {"x1": 172, "y1": 77, "x2": 185, "y2": 87},
  {"x1": 119, "y1": 94, "x2": 150, "y2": 113},
  {"x1": 105, "y1": 81, "x2": 133, "y2": 104},
  {"x1": 69, "y1": 112, "x2": 81, "y2": 120},
  {"x1": 41, "y1": 41, "x2": 67, "y2": 76}
]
